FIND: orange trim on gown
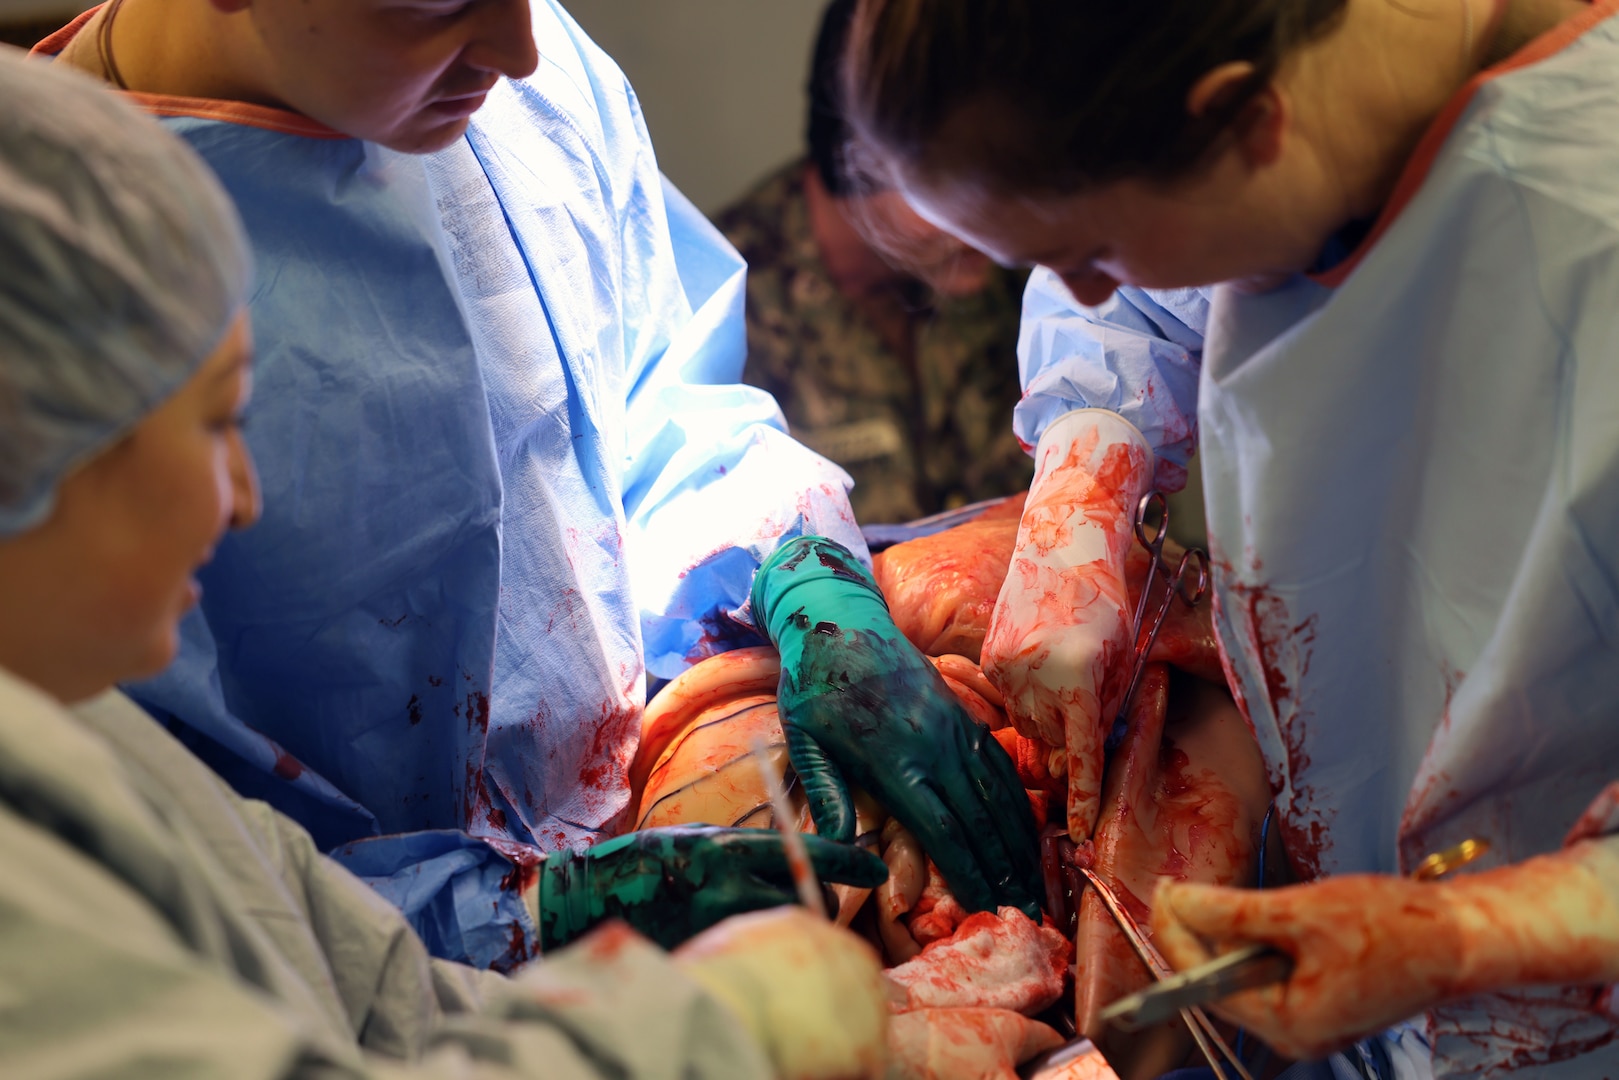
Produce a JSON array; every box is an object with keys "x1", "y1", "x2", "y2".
[
  {"x1": 1311, "y1": 0, "x2": 1617, "y2": 287},
  {"x1": 30, "y1": 4, "x2": 348, "y2": 141}
]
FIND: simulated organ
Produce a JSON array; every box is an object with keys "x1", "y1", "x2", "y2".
[{"x1": 626, "y1": 496, "x2": 1268, "y2": 1079}]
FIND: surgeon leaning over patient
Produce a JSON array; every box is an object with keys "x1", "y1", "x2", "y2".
[
  {"x1": 37, "y1": 0, "x2": 1041, "y2": 968},
  {"x1": 844, "y1": 0, "x2": 1619, "y2": 1077},
  {"x1": 0, "y1": 49, "x2": 889, "y2": 1079}
]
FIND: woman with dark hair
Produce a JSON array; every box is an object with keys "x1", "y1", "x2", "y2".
[{"x1": 843, "y1": 1, "x2": 1619, "y2": 1077}]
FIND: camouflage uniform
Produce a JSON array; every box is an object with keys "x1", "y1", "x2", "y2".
[{"x1": 718, "y1": 161, "x2": 1033, "y2": 524}]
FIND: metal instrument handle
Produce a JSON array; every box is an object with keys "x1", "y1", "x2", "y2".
[
  {"x1": 1115, "y1": 544, "x2": 1210, "y2": 727},
  {"x1": 1099, "y1": 943, "x2": 1294, "y2": 1032}
]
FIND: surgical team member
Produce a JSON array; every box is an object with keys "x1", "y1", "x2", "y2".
[
  {"x1": 0, "y1": 49, "x2": 889, "y2": 1080},
  {"x1": 718, "y1": 0, "x2": 1033, "y2": 524},
  {"x1": 37, "y1": 0, "x2": 1039, "y2": 968},
  {"x1": 842, "y1": 0, "x2": 1619, "y2": 1076}
]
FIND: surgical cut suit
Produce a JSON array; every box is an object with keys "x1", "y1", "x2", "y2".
[
  {"x1": 0, "y1": 667, "x2": 771, "y2": 1078},
  {"x1": 1014, "y1": 6, "x2": 1619, "y2": 1077},
  {"x1": 36, "y1": 0, "x2": 864, "y2": 971}
]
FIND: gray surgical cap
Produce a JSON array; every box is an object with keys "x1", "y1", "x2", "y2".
[{"x1": 0, "y1": 48, "x2": 252, "y2": 537}]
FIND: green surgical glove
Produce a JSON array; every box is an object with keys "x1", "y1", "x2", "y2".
[
  {"x1": 536, "y1": 824, "x2": 887, "y2": 951},
  {"x1": 751, "y1": 536, "x2": 1042, "y2": 918}
]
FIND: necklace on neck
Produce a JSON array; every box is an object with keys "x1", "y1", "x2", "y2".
[{"x1": 97, "y1": 0, "x2": 132, "y2": 91}]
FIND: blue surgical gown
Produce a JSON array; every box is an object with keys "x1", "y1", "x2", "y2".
[
  {"x1": 1016, "y1": 8, "x2": 1619, "y2": 1076},
  {"x1": 61, "y1": 0, "x2": 865, "y2": 970},
  {"x1": 1016, "y1": 276, "x2": 1211, "y2": 492}
]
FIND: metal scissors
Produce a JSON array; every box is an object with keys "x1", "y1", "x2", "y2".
[
  {"x1": 1116, "y1": 491, "x2": 1210, "y2": 726},
  {"x1": 1018, "y1": 867, "x2": 1256, "y2": 1080},
  {"x1": 1099, "y1": 942, "x2": 1294, "y2": 1033}
]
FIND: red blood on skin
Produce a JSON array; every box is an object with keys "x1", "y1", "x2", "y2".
[
  {"x1": 1075, "y1": 666, "x2": 1172, "y2": 1034},
  {"x1": 1151, "y1": 729, "x2": 1252, "y2": 883},
  {"x1": 1157, "y1": 745, "x2": 1193, "y2": 797},
  {"x1": 944, "y1": 674, "x2": 1005, "y2": 730},
  {"x1": 1077, "y1": 662, "x2": 1264, "y2": 1046}
]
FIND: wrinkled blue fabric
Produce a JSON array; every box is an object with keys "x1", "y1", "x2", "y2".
[
  {"x1": 859, "y1": 496, "x2": 1015, "y2": 551},
  {"x1": 106, "y1": 0, "x2": 862, "y2": 971},
  {"x1": 1016, "y1": 272, "x2": 1210, "y2": 491},
  {"x1": 334, "y1": 830, "x2": 532, "y2": 973}
]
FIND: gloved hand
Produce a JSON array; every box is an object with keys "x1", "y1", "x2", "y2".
[
  {"x1": 676, "y1": 907, "x2": 889, "y2": 1080},
  {"x1": 1150, "y1": 840, "x2": 1619, "y2": 1060},
  {"x1": 982, "y1": 408, "x2": 1153, "y2": 840},
  {"x1": 751, "y1": 536, "x2": 1041, "y2": 917},
  {"x1": 887, "y1": 1008, "x2": 1065, "y2": 1080},
  {"x1": 536, "y1": 824, "x2": 887, "y2": 951}
]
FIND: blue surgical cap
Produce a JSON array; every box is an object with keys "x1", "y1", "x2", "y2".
[{"x1": 0, "y1": 49, "x2": 252, "y2": 537}]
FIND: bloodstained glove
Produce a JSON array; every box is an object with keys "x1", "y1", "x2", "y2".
[
  {"x1": 983, "y1": 408, "x2": 1154, "y2": 841},
  {"x1": 751, "y1": 535, "x2": 1042, "y2": 918},
  {"x1": 536, "y1": 824, "x2": 887, "y2": 951},
  {"x1": 677, "y1": 908, "x2": 890, "y2": 1080},
  {"x1": 1150, "y1": 839, "x2": 1619, "y2": 1060}
]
